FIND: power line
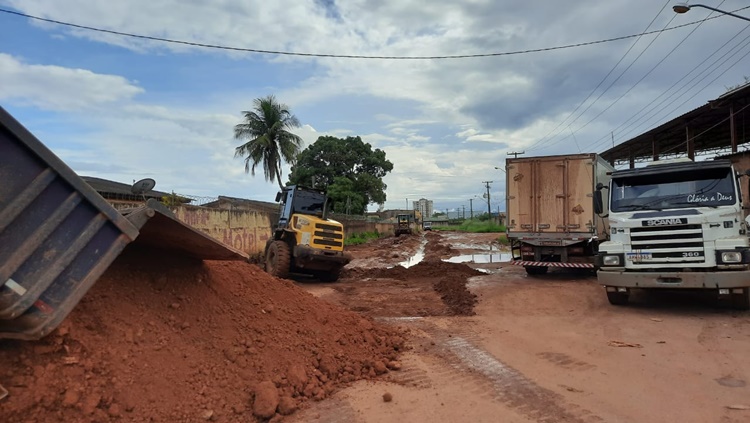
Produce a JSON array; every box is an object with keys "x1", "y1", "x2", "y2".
[
  {"x1": 0, "y1": 6, "x2": 747, "y2": 60},
  {"x1": 526, "y1": 0, "x2": 671, "y2": 152},
  {"x1": 586, "y1": 24, "x2": 750, "y2": 152},
  {"x1": 542, "y1": 1, "x2": 731, "y2": 151}
]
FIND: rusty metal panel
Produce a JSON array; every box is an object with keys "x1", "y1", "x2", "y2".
[
  {"x1": 0, "y1": 106, "x2": 139, "y2": 340},
  {"x1": 124, "y1": 200, "x2": 248, "y2": 261}
]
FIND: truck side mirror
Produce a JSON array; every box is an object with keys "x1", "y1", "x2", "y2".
[
  {"x1": 594, "y1": 183, "x2": 607, "y2": 214},
  {"x1": 594, "y1": 190, "x2": 603, "y2": 214},
  {"x1": 275, "y1": 191, "x2": 283, "y2": 202}
]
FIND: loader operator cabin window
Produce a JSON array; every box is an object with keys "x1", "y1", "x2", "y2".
[
  {"x1": 610, "y1": 167, "x2": 736, "y2": 212},
  {"x1": 295, "y1": 191, "x2": 325, "y2": 216}
]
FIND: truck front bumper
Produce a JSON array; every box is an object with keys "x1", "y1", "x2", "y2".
[
  {"x1": 293, "y1": 245, "x2": 352, "y2": 270},
  {"x1": 598, "y1": 270, "x2": 750, "y2": 289}
]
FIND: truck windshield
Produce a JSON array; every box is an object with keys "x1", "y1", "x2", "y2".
[
  {"x1": 610, "y1": 167, "x2": 737, "y2": 212},
  {"x1": 292, "y1": 190, "x2": 326, "y2": 216}
]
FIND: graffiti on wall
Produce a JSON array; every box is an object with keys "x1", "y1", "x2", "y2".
[{"x1": 172, "y1": 205, "x2": 273, "y2": 255}]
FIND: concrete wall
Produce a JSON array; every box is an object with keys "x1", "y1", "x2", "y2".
[
  {"x1": 340, "y1": 219, "x2": 395, "y2": 237},
  {"x1": 172, "y1": 205, "x2": 394, "y2": 256},
  {"x1": 172, "y1": 205, "x2": 273, "y2": 257}
]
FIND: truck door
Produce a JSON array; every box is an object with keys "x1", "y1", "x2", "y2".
[
  {"x1": 507, "y1": 160, "x2": 535, "y2": 232},
  {"x1": 535, "y1": 158, "x2": 566, "y2": 233}
]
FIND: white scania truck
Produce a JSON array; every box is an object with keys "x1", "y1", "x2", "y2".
[{"x1": 596, "y1": 158, "x2": 750, "y2": 309}]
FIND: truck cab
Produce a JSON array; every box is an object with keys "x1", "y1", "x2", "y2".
[{"x1": 596, "y1": 159, "x2": 750, "y2": 308}]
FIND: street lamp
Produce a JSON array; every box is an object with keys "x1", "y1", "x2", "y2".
[{"x1": 672, "y1": 3, "x2": 750, "y2": 22}]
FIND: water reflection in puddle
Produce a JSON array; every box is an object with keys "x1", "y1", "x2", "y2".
[
  {"x1": 396, "y1": 239, "x2": 428, "y2": 268},
  {"x1": 444, "y1": 253, "x2": 512, "y2": 264}
]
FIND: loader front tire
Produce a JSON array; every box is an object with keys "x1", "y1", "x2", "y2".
[
  {"x1": 315, "y1": 267, "x2": 342, "y2": 283},
  {"x1": 265, "y1": 240, "x2": 291, "y2": 279}
]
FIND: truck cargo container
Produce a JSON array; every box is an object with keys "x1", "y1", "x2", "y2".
[{"x1": 506, "y1": 153, "x2": 613, "y2": 275}]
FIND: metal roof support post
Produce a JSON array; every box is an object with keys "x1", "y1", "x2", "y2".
[
  {"x1": 629, "y1": 148, "x2": 635, "y2": 169},
  {"x1": 730, "y1": 104, "x2": 737, "y2": 153},
  {"x1": 651, "y1": 135, "x2": 660, "y2": 161},
  {"x1": 686, "y1": 126, "x2": 695, "y2": 160}
]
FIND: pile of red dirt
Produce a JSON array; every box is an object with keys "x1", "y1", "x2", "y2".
[
  {"x1": 341, "y1": 260, "x2": 480, "y2": 316},
  {"x1": 0, "y1": 246, "x2": 405, "y2": 422},
  {"x1": 423, "y1": 232, "x2": 458, "y2": 259}
]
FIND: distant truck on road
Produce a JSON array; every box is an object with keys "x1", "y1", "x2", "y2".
[
  {"x1": 505, "y1": 153, "x2": 613, "y2": 275},
  {"x1": 596, "y1": 158, "x2": 750, "y2": 309}
]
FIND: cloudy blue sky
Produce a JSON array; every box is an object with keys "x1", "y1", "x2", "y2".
[{"x1": 2, "y1": 1, "x2": 749, "y2": 214}]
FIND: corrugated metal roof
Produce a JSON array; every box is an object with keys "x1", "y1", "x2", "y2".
[{"x1": 601, "y1": 81, "x2": 750, "y2": 165}]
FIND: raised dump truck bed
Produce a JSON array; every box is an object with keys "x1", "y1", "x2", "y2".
[
  {"x1": 0, "y1": 106, "x2": 140, "y2": 340},
  {"x1": 0, "y1": 107, "x2": 250, "y2": 340}
]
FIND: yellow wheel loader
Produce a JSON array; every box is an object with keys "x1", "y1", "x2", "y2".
[{"x1": 265, "y1": 185, "x2": 351, "y2": 282}]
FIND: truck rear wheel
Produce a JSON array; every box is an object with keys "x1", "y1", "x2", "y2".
[
  {"x1": 606, "y1": 291, "x2": 629, "y2": 306},
  {"x1": 524, "y1": 266, "x2": 548, "y2": 275},
  {"x1": 731, "y1": 288, "x2": 750, "y2": 310},
  {"x1": 265, "y1": 241, "x2": 291, "y2": 279}
]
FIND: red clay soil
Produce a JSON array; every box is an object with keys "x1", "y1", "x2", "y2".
[
  {"x1": 341, "y1": 254, "x2": 480, "y2": 316},
  {"x1": 0, "y1": 246, "x2": 405, "y2": 423}
]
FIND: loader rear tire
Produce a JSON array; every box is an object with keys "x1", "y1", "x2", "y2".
[{"x1": 265, "y1": 241, "x2": 291, "y2": 279}]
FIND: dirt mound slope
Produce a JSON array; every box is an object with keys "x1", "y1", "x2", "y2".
[
  {"x1": 0, "y1": 246, "x2": 405, "y2": 422},
  {"x1": 340, "y1": 247, "x2": 480, "y2": 316}
]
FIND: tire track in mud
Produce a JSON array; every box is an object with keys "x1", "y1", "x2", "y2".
[
  {"x1": 415, "y1": 320, "x2": 602, "y2": 423},
  {"x1": 382, "y1": 317, "x2": 601, "y2": 422}
]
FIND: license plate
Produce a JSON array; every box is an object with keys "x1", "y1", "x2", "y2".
[{"x1": 627, "y1": 252, "x2": 652, "y2": 262}]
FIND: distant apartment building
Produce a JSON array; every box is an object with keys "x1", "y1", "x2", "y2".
[{"x1": 412, "y1": 198, "x2": 433, "y2": 219}]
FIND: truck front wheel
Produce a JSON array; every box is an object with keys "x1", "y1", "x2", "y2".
[
  {"x1": 265, "y1": 240, "x2": 291, "y2": 279},
  {"x1": 731, "y1": 288, "x2": 750, "y2": 310},
  {"x1": 606, "y1": 290, "x2": 629, "y2": 306}
]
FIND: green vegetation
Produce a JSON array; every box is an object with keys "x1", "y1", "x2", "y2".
[
  {"x1": 345, "y1": 231, "x2": 382, "y2": 246},
  {"x1": 288, "y1": 135, "x2": 394, "y2": 214},
  {"x1": 233, "y1": 95, "x2": 303, "y2": 190},
  {"x1": 457, "y1": 220, "x2": 506, "y2": 233}
]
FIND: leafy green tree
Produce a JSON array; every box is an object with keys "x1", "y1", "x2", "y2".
[
  {"x1": 288, "y1": 136, "x2": 393, "y2": 214},
  {"x1": 233, "y1": 95, "x2": 303, "y2": 190},
  {"x1": 327, "y1": 177, "x2": 366, "y2": 214}
]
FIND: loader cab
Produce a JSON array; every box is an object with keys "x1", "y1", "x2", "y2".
[{"x1": 276, "y1": 185, "x2": 329, "y2": 228}]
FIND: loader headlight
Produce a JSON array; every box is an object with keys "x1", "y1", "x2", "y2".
[{"x1": 720, "y1": 251, "x2": 742, "y2": 263}]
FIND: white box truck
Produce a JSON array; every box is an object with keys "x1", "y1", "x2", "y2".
[
  {"x1": 596, "y1": 158, "x2": 750, "y2": 309},
  {"x1": 506, "y1": 153, "x2": 614, "y2": 275}
]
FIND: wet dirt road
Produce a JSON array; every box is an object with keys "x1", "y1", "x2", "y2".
[{"x1": 291, "y1": 231, "x2": 750, "y2": 423}]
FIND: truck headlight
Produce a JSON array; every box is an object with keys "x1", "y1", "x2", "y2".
[
  {"x1": 602, "y1": 255, "x2": 621, "y2": 266},
  {"x1": 720, "y1": 251, "x2": 742, "y2": 263}
]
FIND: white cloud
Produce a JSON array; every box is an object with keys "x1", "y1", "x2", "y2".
[{"x1": 0, "y1": 53, "x2": 143, "y2": 111}]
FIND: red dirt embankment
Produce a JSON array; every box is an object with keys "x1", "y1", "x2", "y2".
[{"x1": 0, "y1": 247, "x2": 405, "y2": 422}]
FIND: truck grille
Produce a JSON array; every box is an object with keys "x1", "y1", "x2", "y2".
[{"x1": 629, "y1": 224, "x2": 704, "y2": 264}]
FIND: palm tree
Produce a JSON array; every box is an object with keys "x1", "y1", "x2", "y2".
[{"x1": 234, "y1": 95, "x2": 303, "y2": 190}]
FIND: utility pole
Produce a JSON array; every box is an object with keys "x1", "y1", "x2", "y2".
[
  {"x1": 405, "y1": 198, "x2": 408, "y2": 211},
  {"x1": 462, "y1": 205, "x2": 466, "y2": 219},
  {"x1": 482, "y1": 181, "x2": 492, "y2": 219},
  {"x1": 507, "y1": 151, "x2": 525, "y2": 159},
  {"x1": 469, "y1": 198, "x2": 474, "y2": 220}
]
